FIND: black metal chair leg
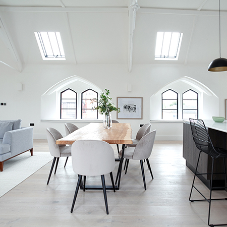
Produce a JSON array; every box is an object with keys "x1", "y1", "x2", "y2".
[
  {"x1": 64, "y1": 157, "x2": 69, "y2": 168},
  {"x1": 146, "y1": 158, "x2": 154, "y2": 179},
  {"x1": 116, "y1": 144, "x2": 119, "y2": 154},
  {"x1": 83, "y1": 176, "x2": 86, "y2": 192},
  {"x1": 101, "y1": 175, "x2": 109, "y2": 214},
  {"x1": 125, "y1": 159, "x2": 129, "y2": 174},
  {"x1": 189, "y1": 151, "x2": 201, "y2": 201},
  {"x1": 208, "y1": 158, "x2": 214, "y2": 226},
  {"x1": 47, "y1": 157, "x2": 56, "y2": 185},
  {"x1": 54, "y1": 157, "x2": 59, "y2": 174},
  {"x1": 124, "y1": 159, "x2": 127, "y2": 170},
  {"x1": 110, "y1": 172, "x2": 115, "y2": 192},
  {"x1": 71, "y1": 175, "x2": 82, "y2": 213},
  {"x1": 140, "y1": 160, "x2": 146, "y2": 190}
]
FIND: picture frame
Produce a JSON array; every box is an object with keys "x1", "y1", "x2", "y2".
[
  {"x1": 225, "y1": 99, "x2": 227, "y2": 119},
  {"x1": 117, "y1": 97, "x2": 143, "y2": 119}
]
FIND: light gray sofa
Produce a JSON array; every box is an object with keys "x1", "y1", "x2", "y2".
[{"x1": 0, "y1": 120, "x2": 33, "y2": 171}]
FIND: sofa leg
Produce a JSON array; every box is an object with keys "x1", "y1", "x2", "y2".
[
  {"x1": 0, "y1": 162, "x2": 3, "y2": 172},
  {"x1": 30, "y1": 148, "x2": 33, "y2": 156}
]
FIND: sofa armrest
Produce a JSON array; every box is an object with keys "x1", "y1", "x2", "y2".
[{"x1": 2, "y1": 127, "x2": 33, "y2": 156}]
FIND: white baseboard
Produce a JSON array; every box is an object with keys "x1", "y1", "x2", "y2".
[
  {"x1": 155, "y1": 135, "x2": 183, "y2": 141},
  {"x1": 33, "y1": 133, "x2": 47, "y2": 139}
]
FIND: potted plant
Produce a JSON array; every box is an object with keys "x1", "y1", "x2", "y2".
[{"x1": 96, "y1": 89, "x2": 120, "y2": 129}]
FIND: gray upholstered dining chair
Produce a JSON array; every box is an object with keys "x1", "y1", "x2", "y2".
[
  {"x1": 118, "y1": 130, "x2": 156, "y2": 190},
  {"x1": 64, "y1": 123, "x2": 79, "y2": 167},
  {"x1": 112, "y1": 120, "x2": 120, "y2": 153},
  {"x1": 46, "y1": 128, "x2": 71, "y2": 185},
  {"x1": 124, "y1": 123, "x2": 151, "y2": 171},
  {"x1": 64, "y1": 123, "x2": 79, "y2": 136},
  {"x1": 70, "y1": 140, "x2": 115, "y2": 215},
  {"x1": 127, "y1": 123, "x2": 151, "y2": 147},
  {"x1": 112, "y1": 120, "x2": 119, "y2": 123}
]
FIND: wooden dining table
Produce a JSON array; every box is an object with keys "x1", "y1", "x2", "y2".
[{"x1": 56, "y1": 122, "x2": 133, "y2": 190}]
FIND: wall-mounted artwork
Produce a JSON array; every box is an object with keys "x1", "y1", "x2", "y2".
[{"x1": 117, "y1": 97, "x2": 143, "y2": 119}]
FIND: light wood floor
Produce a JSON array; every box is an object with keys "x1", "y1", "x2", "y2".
[{"x1": 1, "y1": 140, "x2": 227, "y2": 227}]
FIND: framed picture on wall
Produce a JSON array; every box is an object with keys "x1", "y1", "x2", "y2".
[{"x1": 117, "y1": 97, "x2": 143, "y2": 119}]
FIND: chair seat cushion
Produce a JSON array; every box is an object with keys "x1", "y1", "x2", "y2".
[
  {"x1": 126, "y1": 139, "x2": 139, "y2": 148},
  {"x1": 60, "y1": 145, "x2": 71, "y2": 157},
  {"x1": 119, "y1": 147, "x2": 134, "y2": 159},
  {"x1": 0, "y1": 144, "x2": 10, "y2": 155}
]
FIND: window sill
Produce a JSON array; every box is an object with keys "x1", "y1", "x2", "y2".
[
  {"x1": 150, "y1": 120, "x2": 184, "y2": 123},
  {"x1": 41, "y1": 119, "x2": 103, "y2": 123}
]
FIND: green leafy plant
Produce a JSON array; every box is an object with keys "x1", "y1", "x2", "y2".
[{"x1": 95, "y1": 89, "x2": 120, "y2": 115}]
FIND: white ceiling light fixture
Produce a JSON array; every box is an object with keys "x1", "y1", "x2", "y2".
[
  {"x1": 34, "y1": 32, "x2": 65, "y2": 60},
  {"x1": 155, "y1": 32, "x2": 183, "y2": 60}
]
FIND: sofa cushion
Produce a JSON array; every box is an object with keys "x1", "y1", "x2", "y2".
[
  {"x1": 0, "y1": 119, "x2": 21, "y2": 130},
  {"x1": 0, "y1": 122, "x2": 13, "y2": 138},
  {"x1": 0, "y1": 144, "x2": 10, "y2": 155}
]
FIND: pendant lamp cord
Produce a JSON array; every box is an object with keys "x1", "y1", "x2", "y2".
[{"x1": 219, "y1": 0, "x2": 221, "y2": 58}]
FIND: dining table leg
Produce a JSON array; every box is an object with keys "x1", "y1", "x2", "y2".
[{"x1": 115, "y1": 144, "x2": 125, "y2": 189}]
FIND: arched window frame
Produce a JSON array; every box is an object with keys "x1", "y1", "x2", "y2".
[
  {"x1": 182, "y1": 89, "x2": 198, "y2": 119},
  {"x1": 60, "y1": 88, "x2": 77, "y2": 119},
  {"x1": 162, "y1": 89, "x2": 178, "y2": 119},
  {"x1": 81, "y1": 89, "x2": 98, "y2": 119}
]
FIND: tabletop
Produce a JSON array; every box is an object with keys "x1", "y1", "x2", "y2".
[{"x1": 56, "y1": 123, "x2": 133, "y2": 145}]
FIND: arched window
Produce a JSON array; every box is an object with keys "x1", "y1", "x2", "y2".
[
  {"x1": 162, "y1": 89, "x2": 178, "y2": 119},
  {"x1": 60, "y1": 88, "x2": 77, "y2": 119},
  {"x1": 81, "y1": 89, "x2": 98, "y2": 119},
  {"x1": 182, "y1": 89, "x2": 198, "y2": 120}
]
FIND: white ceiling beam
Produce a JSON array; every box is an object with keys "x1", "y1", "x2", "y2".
[
  {"x1": 128, "y1": 0, "x2": 140, "y2": 72},
  {"x1": 197, "y1": 0, "x2": 208, "y2": 11},
  {"x1": 59, "y1": 0, "x2": 66, "y2": 8},
  {"x1": 184, "y1": 15, "x2": 198, "y2": 65},
  {"x1": 139, "y1": 7, "x2": 226, "y2": 16},
  {"x1": 64, "y1": 13, "x2": 77, "y2": 63},
  {"x1": 0, "y1": 6, "x2": 128, "y2": 13},
  {"x1": 0, "y1": 6, "x2": 226, "y2": 15},
  {"x1": 0, "y1": 15, "x2": 23, "y2": 72}
]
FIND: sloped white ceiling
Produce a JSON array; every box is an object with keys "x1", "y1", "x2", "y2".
[{"x1": 0, "y1": 0, "x2": 227, "y2": 70}]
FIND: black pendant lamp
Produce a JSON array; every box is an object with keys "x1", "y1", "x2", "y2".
[{"x1": 208, "y1": 0, "x2": 227, "y2": 72}]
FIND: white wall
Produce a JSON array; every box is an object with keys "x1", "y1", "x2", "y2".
[{"x1": 0, "y1": 62, "x2": 226, "y2": 140}]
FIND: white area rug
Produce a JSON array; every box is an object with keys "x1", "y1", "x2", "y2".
[{"x1": 0, "y1": 152, "x2": 52, "y2": 197}]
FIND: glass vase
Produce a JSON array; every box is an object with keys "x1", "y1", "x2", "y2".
[{"x1": 103, "y1": 112, "x2": 112, "y2": 129}]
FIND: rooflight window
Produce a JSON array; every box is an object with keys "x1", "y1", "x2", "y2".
[
  {"x1": 35, "y1": 32, "x2": 65, "y2": 60},
  {"x1": 155, "y1": 32, "x2": 183, "y2": 60}
]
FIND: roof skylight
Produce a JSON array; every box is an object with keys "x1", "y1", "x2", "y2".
[
  {"x1": 155, "y1": 32, "x2": 183, "y2": 60},
  {"x1": 35, "y1": 32, "x2": 65, "y2": 60}
]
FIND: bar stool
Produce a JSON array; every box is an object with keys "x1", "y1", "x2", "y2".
[{"x1": 189, "y1": 118, "x2": 227, "y2": 226}]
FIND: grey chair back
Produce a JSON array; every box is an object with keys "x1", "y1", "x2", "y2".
[
  {"x1": 135, "y1": 123, "x2": 151, "y2": 141},
  {"x1": 133, "y1": 130, "x2": 156, "y2": 160},
  {"x1": 46, "y1": 128, "x2": 65, "y2": 157},
  {"x1": 112, "y1": 120, "x2": 119, "y2": 123},
  {"x1": 71, "y1": 140, "x2": 115, "y2": 176},
  {"x1": 65, "y1": 123, "x2": 79, "y2": 136}
]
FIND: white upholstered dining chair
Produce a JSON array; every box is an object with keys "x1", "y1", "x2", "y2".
[
  {"x1": 46, "y1": 128, "x2": 71, "y2": 185},
  {"x1": 118, "y1": 130, "x2": 156, "y2": 190},
  {"x1": 70, "y1": 140, "x2": 115, "y2": 214}
]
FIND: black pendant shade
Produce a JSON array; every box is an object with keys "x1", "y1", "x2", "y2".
[
  {"x1": 208, "y1": 58, "x2": 227, "y2": 72},
  {"x1": 208, "y1": 0, "x2": 227, "y2": 72}
]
